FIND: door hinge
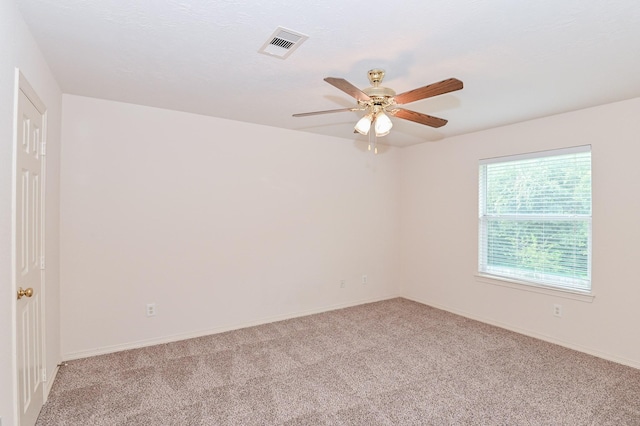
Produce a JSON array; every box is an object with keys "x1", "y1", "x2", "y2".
[
  {"x1": 42, "y1": 368, "x2": 47, "y2": 382},
  {"x1": 41, "y1": 141, "x2": 46, "y2": 156},
  {"x1": 40, "y1": 256, "x2": 45, "y2": 270}
]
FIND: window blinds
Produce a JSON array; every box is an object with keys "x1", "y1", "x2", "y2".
[{"x1": 479, "y1": 146, "x2": 592, "y2": 292}]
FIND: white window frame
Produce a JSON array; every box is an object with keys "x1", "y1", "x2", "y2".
[{"x1": 478, "y1": 145, "x2": 592, "y2": 296}]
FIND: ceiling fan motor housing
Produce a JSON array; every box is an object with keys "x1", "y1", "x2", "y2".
[{"x1": 363, "y1": 69, "x2": 396, "y2": 107}]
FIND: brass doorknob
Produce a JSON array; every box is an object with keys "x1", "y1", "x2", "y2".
[{"x1": 17, "y1": 287, "x2": 34, "y2": 300}]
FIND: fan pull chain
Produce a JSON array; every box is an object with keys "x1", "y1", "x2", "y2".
[
  {"x1": 370, "y1": 124, "x2": 378, "y2": 155},
  {"x1": 368, "y1": 122, "x2": 374, "y2": 153}
]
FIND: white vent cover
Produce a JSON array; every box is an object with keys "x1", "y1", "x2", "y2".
[{"x1": 258, "y1": 27, "x2": 308, "y2": 59}]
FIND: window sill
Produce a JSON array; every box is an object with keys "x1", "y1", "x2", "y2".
[{"x1": 475, "y1": 273, "x2": 595, "y2": 303}]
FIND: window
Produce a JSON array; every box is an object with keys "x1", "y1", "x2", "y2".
[{"x1": 478, "y1": 146, "x2": 592, "y2": 293}]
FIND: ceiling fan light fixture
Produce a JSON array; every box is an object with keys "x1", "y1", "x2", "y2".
[
  {"x1": 293, "y1": 69, "x2": 463, "y2": 143},
  {"x1": 374, "y1": 111, "x2": 393, "y2": 137},
  {"x1": 355, "y1": 114, "x2": 373, "y2": 135}
]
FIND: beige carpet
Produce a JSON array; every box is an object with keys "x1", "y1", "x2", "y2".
[{"x1": 37, "y1": 298, "x2": 640, "y2": 425}]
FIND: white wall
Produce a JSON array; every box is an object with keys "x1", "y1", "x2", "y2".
[
  {"x1": 60, "y1": 95, "x2": 401, "y2": 359},
  {"x1": 400, "y1": 97, "x2": 640, "y2": 368},
  {"x1": 61, "y1": 94, "x2": 640, "y2": 369},
  {"x1": 0, "y1": 0, "x2": 62, "y2": 424}
]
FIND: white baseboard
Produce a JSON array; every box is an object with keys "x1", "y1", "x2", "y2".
[
  {"x1": 403, "y1": 295, "x2": 640, "y2": 370},
  {"x1": 43, "y1": 364, "x2": 60, "y2": 401},
  {"x1": 62, "y1": 294, "x2": 400, "y2": 361}
]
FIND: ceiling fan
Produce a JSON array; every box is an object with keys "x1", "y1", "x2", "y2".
[{"x1": 293, "y1": 69, "x2": 463, "y2": 153}]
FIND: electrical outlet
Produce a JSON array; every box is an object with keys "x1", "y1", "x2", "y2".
[
  {"x1": 362, "y1": 275, "x2": 368, "y2": 284},
  {"x1": 553, "y1": 304, "x2": 562, "y2": 317},
  {"x1": 340, "y1": 280, "x2": 346, "y2": 288},
  {"x1": 146, "y1": 303, "x2": 156, "y2": 317}
]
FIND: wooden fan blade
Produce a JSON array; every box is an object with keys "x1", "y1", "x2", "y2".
[
  {"x1": 394, "y1": 78, "x2": 463, "y2": 105},
  {"x1": 392, "y1": 108, "x2": 448, "y2": 128},
  {"x1": 293, "y1": 107, "x2": 357, "y2": 117},
  {"x1": 324, "y1": 77, "x2": 371, "y2": 102}
]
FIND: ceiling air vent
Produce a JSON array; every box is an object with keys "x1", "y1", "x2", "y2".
[{"x1": 258, "y1": 27, "x2": 308, "y2": 59}]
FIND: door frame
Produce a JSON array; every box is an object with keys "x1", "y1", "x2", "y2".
[{"x1": 12, "y1": 69, "x2": 48, "y2": 426}]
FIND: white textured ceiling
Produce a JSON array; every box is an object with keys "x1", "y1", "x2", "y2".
[{"x1": 16, "y1": 0, "x2": 640, "y2": 147}]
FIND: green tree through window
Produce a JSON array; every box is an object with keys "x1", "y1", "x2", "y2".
[{"x1": 479, "y1": 146, "x2": 592, "y2": 292}]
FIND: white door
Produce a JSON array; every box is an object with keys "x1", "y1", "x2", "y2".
[{"x1": 15, "y1": 82, "x2": 45, "y2": 426}]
